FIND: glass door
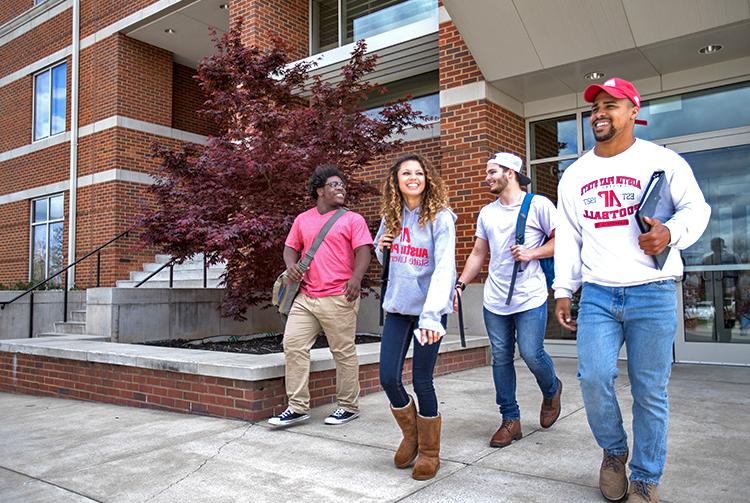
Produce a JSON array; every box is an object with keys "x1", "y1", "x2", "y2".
[{"x1": 670, "y1": 138, "x2": 750, "y2": 365}]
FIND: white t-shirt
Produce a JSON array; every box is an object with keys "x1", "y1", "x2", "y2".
[
  {"x1": 553, "y1": 138, "x2": 711, "y2": 298},
  {"x1": 477, "y1": 195, "x2": 556, "y2": 315}
]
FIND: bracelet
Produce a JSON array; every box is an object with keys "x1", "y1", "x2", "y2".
[{"x1": 455, "y1": 280, "x2": 466, "y2": 291}]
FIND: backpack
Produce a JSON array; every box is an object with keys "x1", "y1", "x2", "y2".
[{"x1": 506, "y1": 193, "x2": 554, "y2": 305}]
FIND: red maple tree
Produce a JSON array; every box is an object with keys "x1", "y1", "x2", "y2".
[{"x1": 140, "y1": 23, "x2": 425, "y2": 318}]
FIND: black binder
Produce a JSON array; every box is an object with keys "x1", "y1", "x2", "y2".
[{"x1": 635, "y1": 170, "x2": 674, "y2": 269}]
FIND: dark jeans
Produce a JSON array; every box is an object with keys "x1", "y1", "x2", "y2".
[{"x1": 379, "y1": 312, "x2": 445, "y2": 417}]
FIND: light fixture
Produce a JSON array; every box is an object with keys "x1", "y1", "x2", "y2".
[
  {"x1": 219, "y1": 3, "x2": 229, "y2": 9},
  {"x1": 698, "y1": 44, "x2": 723, "y2": 55},
  {"x1": 584, "y1": 71, "x2": 605, "y2": 81},
  {"x1": 164, "y1": 28, "x2": 175, "y2": 34}
]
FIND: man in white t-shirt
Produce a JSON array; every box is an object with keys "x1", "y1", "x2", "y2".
[
  {"x1": 455, "y1": 152, "x2": 562, "y2": 449},
  {"x1": 554, "y1": 78, "x2": 710, "y2": 503}
]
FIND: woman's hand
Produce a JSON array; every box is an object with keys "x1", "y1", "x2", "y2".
[
  {"x1": 378, "y1": 233, "x2": 394, "y2": 252},
  {"x1": 418, "y1": 328, "x2": 443, "y2": 346}
]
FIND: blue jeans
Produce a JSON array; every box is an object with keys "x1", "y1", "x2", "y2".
[
  {"x1": 379, "y1": 313, "x2": 445, "y2": 417},
  {"x1": 483, "y1": 302, "x2": 558, "y2": 420},
  {"x1": 576, "y1": 281, "x2": 677, "y2": 486}
]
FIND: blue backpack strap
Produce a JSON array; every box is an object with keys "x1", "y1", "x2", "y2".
[
  {"x1": 515, "y1": 193, "x2": 535, "y2": 245},
  {"x1": 506, "y1": 193, "x2": 536, "y2": 305}
]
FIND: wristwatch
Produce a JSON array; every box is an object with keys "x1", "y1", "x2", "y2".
[{"x1": 455, "y1": 280, "x2": 466, "y2": 291}]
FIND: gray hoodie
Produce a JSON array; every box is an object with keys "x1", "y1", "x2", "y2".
[{"x1": 374, "y1": 207, "x2": 457, "y2": 335}]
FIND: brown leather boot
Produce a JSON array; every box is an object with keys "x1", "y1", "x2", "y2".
[
  {"x1": 412, "y1": 414, "x2": 441, "y2": 480},
  {"x1": 628, "y1": 480, "x2": 659, "y2": 502},
  {"x1": 599, "y1": 450, "x2": 629, "y2": 501},
  {"x1": 489, "y1": 419, "x2": 522, "y2": 448},
  {"x1": 540, "y1": 378, "x2": 563, "y2": 428},
  {"x1": 390, "y1": 396, "x2": 418, "y2": 469}
]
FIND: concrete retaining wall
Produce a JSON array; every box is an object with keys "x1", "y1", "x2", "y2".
[
  {"x1": 0, "y1": 291, "x2": 86, "y2": 339},
  {"x1": 85, "y1": 285, "x2": 488, "y2": 343}
]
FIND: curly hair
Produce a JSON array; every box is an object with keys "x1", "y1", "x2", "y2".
[
  {"x1": 380, "y1": 153, "x2": 449, "y2": 236},
  {"x1": 309, "y1": 164, "x2": 345, "y2": 200}
]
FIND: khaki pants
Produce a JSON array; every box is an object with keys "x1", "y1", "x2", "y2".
[{"x1": 283, "y1": 293, "x2": 360, "y2": 413}]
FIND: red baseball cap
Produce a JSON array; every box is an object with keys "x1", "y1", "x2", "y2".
[{"x1": 584, "y1": 77, "x2": 648, "y2": 125}]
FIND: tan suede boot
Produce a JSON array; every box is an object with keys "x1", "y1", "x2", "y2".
[
  {"x1": 628, "y1": 481, "x2": 659, "y2": 502},
  {"x1": 390, "y1": 396, "x2": 418, "y2": 469},
  {"x1": 412, "y1": 414, "x2": 441, "y2": 481},
  {"x1": 599, "y1": 450, "x2": 629, "y2": 501}
]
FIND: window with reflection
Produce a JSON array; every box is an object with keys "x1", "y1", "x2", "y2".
[
  {"x1": 31, "y1": 194, "x2": 64, "y2": 287},
  {"x1": 311, "y1": 0, "x2": 437, "y2": 55},
  {"x1": 363, "y1": 71, "x2": 438, "y2": 124},
  {"x1": 529, "y1": 115, "x2": 577, "y2": 160},
  {"x1": 33, "y1": 61, "x2": 66, "y2": 141}
]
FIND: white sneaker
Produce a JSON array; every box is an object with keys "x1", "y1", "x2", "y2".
[
  {"x1": 324, "y1": 408, "x2": 360, "y2": 425},
  {"x1": 268, "y1": 407, "x2": 310, "y2": 427}
]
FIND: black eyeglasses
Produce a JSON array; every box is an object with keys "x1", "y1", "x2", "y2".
[{"x1": 325, "y1": 181, "x2": 346, "y2": 189}]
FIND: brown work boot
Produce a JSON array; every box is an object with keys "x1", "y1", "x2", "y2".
[
  {"x1": 599, "y1": 450, "x2": 628, "y2": 501},
  {"x1": 412, "y1": 414, "x2": 441, "y2": 480},
  {"x1": 390, "y1": 396, "x2": 418, "y2": 469},
  {"x1": 628, "y1": 480, "x2": 659, "y2": 502},
  {"x1": 540, "y1": 378, "x2": 563, "y2": 428},
  {"x1": 489, "y1": 419, "x2": 522, "y2": 448}
]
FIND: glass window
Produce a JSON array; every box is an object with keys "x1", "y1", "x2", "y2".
[
  {"x1": 530, "y1": 159, "x2": 575, "y2": 204},
  {"x1": 363, "y1": 71, "x2": 439, "y2": 124},
  {"x1": 311, "y1": 0, "x2": 437, "y2": 55},
  {"x1": 583, "y1": 81, "x2": 750, "y2": 150},
  {"x1": 33, "y1": 62, "x2": 66, "y2": 141},
  {"x1": 30, "y1": 194, "x2": 64, "y2": 287},
  {"x1": 34, "y1": 0, "x2": 48, "y2": 5},
  {"x1": 530, "y1": 115, "x2": 577, "y2": 160}
]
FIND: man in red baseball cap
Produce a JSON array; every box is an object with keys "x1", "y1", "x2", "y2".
[{"x1": 553, "y1": 77, "x2": 711, "y2": 502}]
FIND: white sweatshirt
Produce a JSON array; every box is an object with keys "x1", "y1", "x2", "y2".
[{"x1": 553, "y1": 138, "x2": 711, "y2": 298}]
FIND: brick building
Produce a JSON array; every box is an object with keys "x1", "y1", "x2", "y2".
[{"x1": 1, "y1": 0, "x2": 749, "y2": 365}]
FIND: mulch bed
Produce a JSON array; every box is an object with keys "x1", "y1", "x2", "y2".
[{"x1": 143, "y1": 333, "x2": 381, "y2": 355}]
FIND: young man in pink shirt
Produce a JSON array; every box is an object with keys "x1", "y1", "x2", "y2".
[{"x1": 269, "y1": 165, "x2": 373, "y2": 427}]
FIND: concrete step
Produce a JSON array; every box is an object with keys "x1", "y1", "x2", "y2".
[
  {"x1": 142, "y1": 261, "x2": 226, "y2": 272},
  {"x1": 53, "y1": 321, "x2": 87, "y2": 334},
  {"x1": 116, "y1": 279, "x2": 224, "y2": 288},
  {"x1": 129, "y1": 268, "x2": 225, "y2": 282},
  {"x1": 69, "y1": 310, "x2": 87, "y2": 322}
]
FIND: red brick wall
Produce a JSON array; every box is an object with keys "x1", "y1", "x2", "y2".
[
  {"x1": 0, "y1": 0, "x2": 34, "y2": 26},
  {"x1": 0, "y1": 346, "x2": 489, "y2": 420},
  {"x1": 0, "y1": 200, "x2": 30, "y2": 287},
  {"x1": 172, "y1": 63, "x2": 217, "y2": 137},
  {"x1": 79, "y1": 0, "x2": 161, "y2": 39},
  {"x1": 438, "y1": 20, "x2": 483, "y2": 91},
  {"x1": 117, "y1": 34, "x2": 173, "y2": 126},
  {"x1": 0, "y1": 8, "x2": 71, "y2": 78},
  {"x1": 231, "y1": 0, "x2": 309, "y2": 61}
]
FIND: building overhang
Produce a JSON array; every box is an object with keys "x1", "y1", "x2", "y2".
[
  {"x1": 123, "y1": 0, "x2": 229, "y2": 68},
  {"x1": 443, "y1": 0, "x2": 750, "y2": 105}
]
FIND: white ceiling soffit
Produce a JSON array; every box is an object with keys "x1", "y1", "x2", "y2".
[
  {"x1": 124, "y1": 0, "x2": 229, "y2": 68},
  {"x1": 443, "y1": 0, "x2": 750, "y2": 103}
]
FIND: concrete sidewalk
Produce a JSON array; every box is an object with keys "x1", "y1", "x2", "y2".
[{"x1": 1, "y1": 358, "x2": 748, "y2": 502}]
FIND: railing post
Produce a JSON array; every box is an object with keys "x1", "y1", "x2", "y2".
[
  {"x1": 203, "y1": 254, "x2": 207, "y2": 288},
  {"x1": 29, "y1": 292, "x2": 34, "y2": 338},
  {"x1": 96, "y1": 250, "x2": 101, "y2": 288},
  {"x1": 169, "y1": 263, "x2": 174, "y2": 288},
  {"x1": 63, "y1": 269, "x2": 68, "y2": 322}
]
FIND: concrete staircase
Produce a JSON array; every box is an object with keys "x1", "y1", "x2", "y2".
[
  {"x1": 35, "y1": 254, "x2": 225, "y2": 337},
  {"x1": 116, "y1": 253, "x2": 226, "y2": 288}
]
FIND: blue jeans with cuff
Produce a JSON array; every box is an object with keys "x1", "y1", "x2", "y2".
[
  {"x1": 576, "y1": 280, "x2": 677, "y2": 486},
  {"x1": 379, "y1": 312, "x2": 445, "y2": 417},
  {"x1": 483, "y1": 302, "x2": 559, "y2": 421}
]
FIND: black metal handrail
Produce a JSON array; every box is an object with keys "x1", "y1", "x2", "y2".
[
  {"x1": 135, "y1": 253, "x2": 210, "y2": 288},
  {"x1": 0, "y1": 227, "x2": 133, "y2": 332}
]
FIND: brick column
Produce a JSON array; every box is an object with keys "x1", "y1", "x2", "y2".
[
  {"x1": 438, "y1": 19, "x2": 526, "y2": 268},
  {"x1": 230, "y1": 0, "x2": 309, "y2": 61}
]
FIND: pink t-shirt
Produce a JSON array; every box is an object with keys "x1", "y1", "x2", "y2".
[{"x1": 285, "y1": 207, "x2": 373, "y2": 298}]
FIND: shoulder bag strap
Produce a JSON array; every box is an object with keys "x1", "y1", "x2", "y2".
[{"x1": 298, "y1": 208, "x2": 348, "y2": 271}]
